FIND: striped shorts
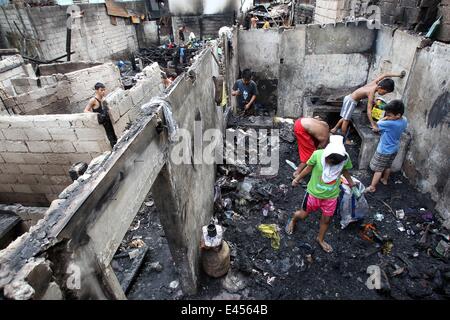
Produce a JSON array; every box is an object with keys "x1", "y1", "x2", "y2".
[
  {"x1": 370, "y1": 151, "x2": 397, "y2": 172},
  {"x1": 340, "y1": 95, "x2": 358, "y2": 120}
]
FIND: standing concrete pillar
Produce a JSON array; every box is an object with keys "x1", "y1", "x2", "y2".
[{"x1": 151, "y1": 163, "x2": 198, "y2": 295}]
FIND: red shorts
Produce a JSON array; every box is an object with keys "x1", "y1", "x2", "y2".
[
  {"x1": 301, "y1": 192, "x2": 338, "y2": 217},
  {"x1": 294, "y1": 118, "x2": 317, "y2": 163}
]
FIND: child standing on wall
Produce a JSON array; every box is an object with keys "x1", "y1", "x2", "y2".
[
  {"x1": 365, "y1": 100, "x2": 408, "y2": 193},
  {"x1": 330, "y1": 71, "x2": 406, "y2": 142},
  {"x1": 286, "y1": 135, "x2": 358, "y2": 253}
]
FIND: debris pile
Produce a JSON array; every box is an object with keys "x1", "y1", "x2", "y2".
[{"x1": 135, "y1": 45, "x2": 203, "y2": 74}]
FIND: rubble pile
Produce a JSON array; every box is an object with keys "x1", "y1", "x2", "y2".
[
  {"x1": 113, "y1": 117, "x2": 449, "y2": 300},
  {"x1": 193, "y1": 119, "x2": 450, "y2": 300},
  {"x1": 136, "y1": 45, "x2": 203, "y2": 74}
]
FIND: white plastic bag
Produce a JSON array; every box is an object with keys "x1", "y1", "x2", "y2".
[{"x1": 338, "y1": 177, "x2": 369, "y2": 229}]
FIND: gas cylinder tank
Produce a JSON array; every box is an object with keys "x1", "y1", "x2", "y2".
[{"x1": 201, "y1": 241, "x2": 231, "y2": 278}]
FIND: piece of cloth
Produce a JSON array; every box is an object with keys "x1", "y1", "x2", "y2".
[
  {"x1": 306, "y1": 149, "x2": 353, "y2": 199},
  {"x1": 141, "y1": 97, "x2": 179, "y2": 143},
  {"x1": 376, "y1": 117, "x2": 408, "y2": 154},
  {"x1": 321, "y1": 135, "x2": 349, "y2": 183},
  {"x1": 293, "y1": 118, "x2": 317, "y2": 163},
  {"x1": 301, "y1": 192, "x2": 338, "y2": 217},
  {"x1": 340, "y1": 94, "x2": 358, "y2": 120},
  {"x1": 232, "y1": 79, "x2": 258, "y2": 109},
  {"x1": 257, "y1": 224, "x2": 280, "y2": 250},
  {"x1": 263, "y1": 21, "x2": 270, "y2": 29},
  {"x1": 370, "y1": 151, "x2": 397, "y2": 172}
]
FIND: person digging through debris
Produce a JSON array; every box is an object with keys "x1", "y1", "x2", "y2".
[
  {"x1": 293, "y1": 116, "x2": 330, "y2": 178},
  {"x1": 263, "y1": 17, "x2": 270, "y2": 30},
  {"x1": 231, "y1": 69, "x2": 258, "y2": 115},
  {"x1": 330, "y1": 71, "x2": 406, "y2": 143},
  {"x1": 84, "y1": 82, "x2": 117, "y2": 147},
  {"x1": 286, "y1": 135, "x2": 357, "y2": 253},
  {"x1": 178, "y1": 25, "x2": 186, "y2": 45},
  {"x1": 365, "y1": 100, "x2": 408, "y2": 193},
  {"x1": 251, "y1": 15, "x2": 259, "y2": 28}
]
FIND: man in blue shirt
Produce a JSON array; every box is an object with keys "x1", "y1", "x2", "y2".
[
  {"x1": 231, "y1": 69, "x2": 258, "y2": 115},
  {"x1": 365, "y1": 100, "x2": 408, "y2": 193}
]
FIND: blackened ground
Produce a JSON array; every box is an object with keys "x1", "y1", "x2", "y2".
[
  {"x1": 116, "y1": 128, "x2": 449, "y2": 300},
  {"x1": 112, "y1": 199, "x2": 183, "y2": 300}
]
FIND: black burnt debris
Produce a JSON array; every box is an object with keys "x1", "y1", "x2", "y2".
[{"x1": 116, "y1": 117, "x2": 450, "y2": 300}]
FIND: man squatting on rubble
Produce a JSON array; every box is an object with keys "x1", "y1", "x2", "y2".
[
  {"x1": 231, "y1": 69, "x2": 258, "y2": 115},
  {"x1": 331, "y1": 71, "x2": 406, "y2": 143},
  {"x1": 287, "y1": 135, "x2": 357, "y2": 253},
  {"x1": 84, "y1": 82, "x2": 117, "y2": 147}
]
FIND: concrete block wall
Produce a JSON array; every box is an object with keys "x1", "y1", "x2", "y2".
[
  {"x1": 172, "y1": 13, "x2": 235, "y2": 40},
  {"x1": 3, "y1": 62, "x2": 121, "y2": 115},
  {"x1": 314, "y1": 0, "x2": 348, "y2": 24},
  {"x1": 0, "y1": 55, "x2": 36, "y2": 96},
  {"x1": 237, "y1": 23, "x2": 376, "y2": 117},
  {"x1": 400, "y1": 41, "x2": 450, "y2": 220},
  {"x1": 437, "y1": 0, "x2": 450, "y2": 42},
  {"x1": 0, "y1": 113, "x2": 112, "y2": 206},
  {"x1": 0, "y1": 3, "x2": 141, "y2": 62},
  {"x1": 105, "y1": 62, "x2": 162, "y2": 137}
]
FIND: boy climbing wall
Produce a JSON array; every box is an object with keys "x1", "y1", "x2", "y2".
[{"x1": 331, "y1": 71, "x2": 406, "y2": 142}]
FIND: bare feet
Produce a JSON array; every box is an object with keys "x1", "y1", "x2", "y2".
[
  {"x1": 285, "y1": 218, "x2": 295, "y2": 235},
  {"x1": 380, "y1": 178, "x2": 388, "y2": 185},
  {"x1": 330, "y1": 128, "x2": 337, "y2": 134},
  {"x1": 364, "y1": 186, "x2": 376, "y2": 193},
  {"x1": 316, "y1": 237, "x2": 333, "y2": 253},
  {"x1": 345, "y1": 139, "x2": 356, "y2": 146}
]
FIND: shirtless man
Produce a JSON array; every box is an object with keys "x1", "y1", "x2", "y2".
[
  {"x1": 250, "y1": 15, "x2": 259, "y2": 28},
  {"x1": 331, "y1": 71, "x2": 406, "y2": 139},
  {"x1": 293, "y1": 116, "x2": 330, "y2": 177}
]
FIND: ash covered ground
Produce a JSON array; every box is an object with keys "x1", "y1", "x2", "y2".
[{"x1": 114, "y1": 120, "x2": 450, "y2": 300}]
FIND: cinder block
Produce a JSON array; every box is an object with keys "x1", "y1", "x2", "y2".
[
  {"x1": 67, "y1": 153, "x2": 93, "y2": 165},
  {"x1": 1, "y1": 153, "x2": 26, "y2": 164},
  {"x1": 0, "y1": 174, "x2": 18, "y2": 184},
  {"x1": 19, "y1": 164, "x2": 43, "y2": 175},
  {"x1": 26, "y1": 141, "x2": 52, "y2": 153},
  {"x1": 23, "y1": 128, "x2": 52, "y2": 141},
  {"x1": 17, "y1": 175, "x2": 38, "y2": 185},
  {"x1": 40, "y1": 164, "x2": 67, "y2": 175},
  {"x1": 35, "y1": 175, "x2": 52, "y2": 185},
  {"x1": 2, "y1": 128, "x2": 27, "y2": 140},
  {"x1": 5, "y1": 141, "x2": 28, "y2": 152},
  {"x1": 21, "y1": 153, "x2": 48, "y2": 164},
  {"x1": 49, "y1": 175, "x2": 72, "y2": 185},
  {"x1": 0, "y1": 163, "x2": 22, "y2": 174},
  {"x1": 75, "y1": 128, "x2": 106, "y2": 141},
  {"x1": 44, "y1": 153, "x2": 71, "y2": 165},
  {"x1": 12, "y1": 184, "x2": 34, "y2": 194},
  {"x1": 31, "y1": 184, "x2": 53, "y2": 194},
  {"x1": 48, "y1": 128, "x2": 77, "y2": 141},
  {"x1": 118, "y1": 93, "x2": 133, "y2": 116},
  {"x1": 73, "y1": 141, "x2": 102, "y2": 153},
  {"x1": 48, "y1": 141, "x2": 76, "y2": 153},
  {"x1": 0, "y1": 184, "x2": 13, "y2": 193}
]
